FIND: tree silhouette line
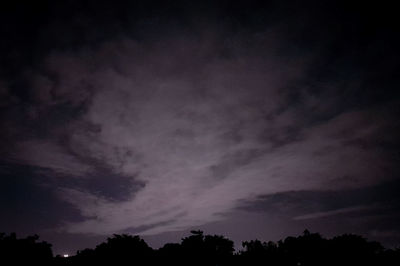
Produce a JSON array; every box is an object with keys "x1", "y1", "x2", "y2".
[{"x1": 1, "y1": 230, "x2": 399, "y2": 265}]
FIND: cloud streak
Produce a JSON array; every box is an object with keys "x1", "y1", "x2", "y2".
[{"x1": 293, "y1": 205, "x2": 374, "y2": 220}]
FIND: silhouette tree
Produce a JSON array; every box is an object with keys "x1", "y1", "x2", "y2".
[
  {"x1": 179, "y1": 230, "x2": 234, "y2": 266},
  {"x1": 241, "y1": 239, "x2": 268, "y2": 265},
  {"x1": 95, "y1": 234, "x2": 153, "y2": 264},
  {"x1": 1, "y1": 230, "x2": 400, "y2": 266},
  {"x1": 328, "y1": 234, "x2": 384, "y2": 266},
  {"x1": 0, "y1": 232, "x2": 53, "y2": 265},
  {"x1": 156, "y1": 242, "x2": 184, "y2": 265}
]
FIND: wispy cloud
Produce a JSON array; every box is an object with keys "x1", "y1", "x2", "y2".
[
  {"x1": 10, "y1": 140, "x2": 93, "y2": 177},
  {"x1": 293, "y1": 205, "x2": 373, "y2": 220}
]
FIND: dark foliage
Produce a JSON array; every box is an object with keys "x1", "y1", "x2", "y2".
[
  {"x1": 1, "y1": 230, "x2": 399, "y2": 266},
  {"x1": 0, "y1": 232, "x2": 53, "y2": 265}
]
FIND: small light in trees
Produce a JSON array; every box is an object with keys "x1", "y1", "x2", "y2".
[{"x1": 63, "y1": 254, "x2": 69, "y2": 258}]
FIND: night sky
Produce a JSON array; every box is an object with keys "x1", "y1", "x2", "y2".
[{"x1": 1, "y1": 0, "x2": 400, "y2": 255}]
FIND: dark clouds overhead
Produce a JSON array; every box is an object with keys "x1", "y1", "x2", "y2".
[{"x1": 1, "y1": 0, "x2": 399, "y2": 254}]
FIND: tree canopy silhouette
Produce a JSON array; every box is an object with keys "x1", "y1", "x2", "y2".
[
  {"x1": 0, "y1": 232, "x2": 53, "y2": 265},
  {"x1": 1, "y1": 230, "x2": 399, "y2": 266}
]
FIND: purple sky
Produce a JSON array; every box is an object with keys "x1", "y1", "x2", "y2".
[{"x1": 1, "y1": 0, "x2": 399, "y2": 255}]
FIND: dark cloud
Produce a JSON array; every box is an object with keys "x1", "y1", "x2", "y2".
[
  {"x1": 240, "y1": 178, "x2": 400, "y2": 214},
  {"x1": 0, "y1": 163, "x2": 84, "y2": 233}
]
